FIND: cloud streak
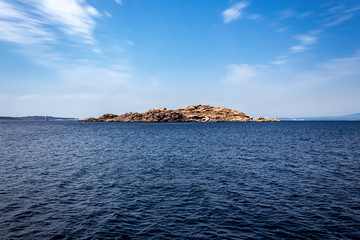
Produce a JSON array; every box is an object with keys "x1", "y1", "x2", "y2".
[
  {"x1": 31, "y1": 0, "x2": 101, "y2": 44},
  {"x1": 272, "y1": 56, "x2": 288, "y2": 65},
  {"x1": 278, "y1": 9, "x2": 296, "y2": 20},
  {"x1": 0, "y1": 0, "x2": 101, "y2": 47},
  {"x1": 114, "y1": 0, "x2": 123, "y2": 5},
  {"x1": 0, "y1": 0, "x2": 136, "y2": 105},
  {"x1": 222, "y1": 1, "x2": 249, "y2": 24},
  {"x1": 0, "y1": 1, "x2": 56, "y2": 45},
  {"x1": 60, "y1": 65, "x2": 131, "y2": 89},
  {"x1": 289, "y1": 34, "x2": 318, "y2": 53},
  {"x1": 322, "y1": 2, "x2": 360, "y2": 27},
  {"x1": 321, "y1": 50, "x2": 360, "y2": 76},
  {"x1": 325, "y1": 14, "x2": 355, "y2": 27}
]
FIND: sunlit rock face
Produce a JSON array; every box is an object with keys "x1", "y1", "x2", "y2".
[{"x1": 176, "y1": 105, "x2": 252, "y2": 122}]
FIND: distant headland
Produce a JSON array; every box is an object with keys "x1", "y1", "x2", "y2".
[
  {"x1": 83, "y1": 105, "x2": 279, "y2": 122},
  {"x1": 0, "y1": 116, "x2": 78, "y2": 121}
]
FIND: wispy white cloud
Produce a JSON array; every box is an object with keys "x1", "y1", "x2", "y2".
[
  {"x1": 114, "y1": 0, "x2": 123, "y2": 5},
  {"x1": 278, "y1": 9, "x2": 296, "y2": 20},
  {"x1": 289, "y1": 34, "x2": 318, "y2": 53},
  {"x1": 344, "y1": 6, "x2": 360, "y2": 13},
  {"x1": 0, "y1": 0, "x2": 101, "y2": 46},
  {"x1": 16, "y1": 94, "x2": 42, "y2": 100},
  {"x1": 275, "y1": 27, "x2": 289, "y2": 33},
  {"x1": 248, "y1": 14, "x2": 262, "y2": 21},
  {"x1": 321, "y1": 2, "x2": 360, "y2": 27},
  {"x1": 272, "y1": 56, "x2": 288, "y2": 65},
  {"x1": 327, "y1": 4, "x2": 345, "y2": 13},
  {"x1": 271, "y1": 60, "x2": 287, "y2": 65},
  {"x1": 223, "y1": 64, "x2": 257, "y2": 85},
  {"x1": 325, "y1": 14, "x2": 355, "y2": 27},
  {"x1": 126, "y1": 40, "x2": 134, "y2": 46},
  {"x1": 104, "y1": 11, "x2": 112, "y2": 18},
  {"x1": 321, "y1": 50, "x2": 360, "y2": 76},
  {"x1": 295, "y1": 34, "x2": 317, "y2": 45},
  {"x1": 221, "y1": 50, "x2": 360, "y2": 116},
  {"x1": 222, "y1": 1, "x2": 249, "y2": 24},
  {"x1": 0, "y1": 1, "x2": 56, "y2": 45},
  {"x1": 298, "y1": 11, "x2": 311, "y2": 19},
  {"x1": 241, "y1": 51, "x2": 360, "y2": 85},
  {"x1": 0, "y1": 0, "x2": 134, "y2": 91},
  {"x1": 289, "y1": 45, "x2": 309, "y2": 53},
  {"x1": 29, "y1": 0, "x2": 101, "y2": 44},
  {"x1": 60, "y1": 64, "x2": 131, "y2": 88}
]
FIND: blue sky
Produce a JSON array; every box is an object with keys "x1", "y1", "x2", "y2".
[{"x1": 0, "y1": 0, "x2": 359, "y2": 118}]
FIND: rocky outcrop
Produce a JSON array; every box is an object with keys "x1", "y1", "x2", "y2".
[
  {"x1": 176, "y1": 105, "x2": 252, "y2": 122},
  {"x1": 254, "y1": 117, "x2": 280, "y2": 122},
  {"x1": 98, "y1": 114, "x2": 119, "y2": 121},
  {"x1": 108, "y1": 109, "x2": 185, "y2": 122},
  {"x1": 82, "y1": 105, "x2": 279, "y2": 122},
  {"x1": 83, "y1": 117, "x2": 98, "y2": 122}
]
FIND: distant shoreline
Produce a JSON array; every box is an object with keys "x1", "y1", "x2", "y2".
[{"x1": 0, "y1": 116, "x2": 79, "y2": 121}]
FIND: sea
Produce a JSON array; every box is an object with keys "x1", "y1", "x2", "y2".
[{"x1": 0, "y1": 121, "x2": 359, "y2": 239}]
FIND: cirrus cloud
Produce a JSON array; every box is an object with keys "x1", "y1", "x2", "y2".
[
  {"x1": 0, "y1": 0, "x2": 101, "y2": 46},
  {"x1": 222, "y1": 1, "x2": 249, "y2": 24},
  {"x1": 289, "y1": 34, "x2": 318, "y2": 53}
]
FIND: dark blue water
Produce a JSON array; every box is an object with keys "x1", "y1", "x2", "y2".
[{"x1": 0, "y1": 121, "x2": 359, "y2": 239}]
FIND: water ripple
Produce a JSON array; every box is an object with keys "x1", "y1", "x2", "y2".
[{"x1": 0, "y1": 121, "x2": 359, "y2": 239}]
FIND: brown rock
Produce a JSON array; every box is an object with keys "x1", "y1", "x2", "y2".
[
  {"x1": 98, "y1": 113, "x2": 119, "y2": 121},
  {"x1": 254, "y1": 117, "x2": 280, "y2": 122},
  {"x1": 176, "y1": 105, "x2": 252, "y2": 122},
  {"x1": 82, "y1": 117, "x2": 98, "y2": 122}
]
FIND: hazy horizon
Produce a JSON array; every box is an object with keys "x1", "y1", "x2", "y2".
[{"x1": 1, "y1": 0, "x2": 360, "y2": 119}]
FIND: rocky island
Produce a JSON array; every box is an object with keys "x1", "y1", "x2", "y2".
[{"x1": 83, "y1": 105, "x2": 279, "y2": 122}]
